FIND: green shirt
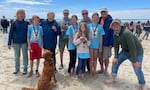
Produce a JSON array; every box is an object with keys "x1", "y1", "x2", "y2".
[{"x1": 114, "y1": 27, "x2": 143, "y2": 63}]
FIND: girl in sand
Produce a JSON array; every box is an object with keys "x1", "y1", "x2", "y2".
[
  {"x1": 73, "y1": 22, "x2": 90, "y2": 78},
  {"x1": 88, "y1": 13, "x2": 105, "y2": 77},
  {"x1": 66, "y1": 15, "x2": 78, "y2": 75}
]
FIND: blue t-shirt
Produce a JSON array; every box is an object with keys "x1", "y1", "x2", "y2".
[
  {"x1": 66, "y1": 25, "x2": 78, "y2": 50},
  {"x1": 88, "y1": 23, "x2": 105, "y2": 49},
  {"x1": 27, "y1": 25, "x2": 43, "y2": 48},
  {"x1": 77, "y1": 53, "x2": 90, "y2": 59}
]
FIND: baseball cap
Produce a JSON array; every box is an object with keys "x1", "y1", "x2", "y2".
[
  {"x1": 63, "y1": 9, "x2": 69, "y2": 14},
  {"x1": 100, "y1": 7, "x2": 108, "y2": 12},
  {"x1": 110, "y1": 19, "x2": 122, "y2": 28}
]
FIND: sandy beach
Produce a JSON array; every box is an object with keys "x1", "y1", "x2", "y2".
[{"x1": 0, "y1": 30, "x2": 150, "y2": 90}]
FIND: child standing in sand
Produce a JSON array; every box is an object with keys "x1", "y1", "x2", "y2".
[
  {"x1": 27, "y1": 15, "x2": 43, "y2": 77},
  {"x1": 88, "y1": 13, "x2": 105, "y2": 77},
  {"x1": 73, "y1": 22, "x2": 90, "y2": 78},
  {"x1": 66, "y1": 15, "x2": 78, "y2": 75}
]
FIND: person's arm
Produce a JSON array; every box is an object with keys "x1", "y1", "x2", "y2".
[
  {"x1": 73, "y1": 33, "x2": 82, "y2": 46},
  {"x1": 125, "y1": 33, "x2": 137, "y2": 63},
  {"x1": 8, "y1": 22, "x2": 15, "y2": 49},
  {"x1": 27, "y1": 27, "x2": 31, "y2": 51},
  {"x1": 99, "y1": 36, "x2": 103, "y2": 53},
  {"x1": 114, "y1": 35, "x2": 119, "y2": 59},
  {"x1": 109, "y1": 28, "x2": 114, "y2": 47},
  {"x1": 52, "y1": 21, "x2": 61, "y2": 35}
]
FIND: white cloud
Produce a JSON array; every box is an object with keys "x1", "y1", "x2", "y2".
[
  {"x1": 110, "y1": 9, "x2": 150, "y2": 19},
  {"x1": 5, "y1": 0, "x2": 52, "y2": 5}
]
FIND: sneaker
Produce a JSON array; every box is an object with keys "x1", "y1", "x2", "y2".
[
  {"x1": 104, "y1": 77, "x2": 116, "y2": 84},
  {"x1": 27, "y1": 71, "x2": 33, "y2": 77},
  {"x1": 35, "y1": 70, "x2": 40, "y2": 77},
  {"x1": 59, "y1": 64, "x2": 64, "y2": 70},
  {"x1": 23, "y1": 69, "x2": 27, "y2": 75},
  {"x1": 13, "y1": 71, "x2": 20, "y2": 74}
]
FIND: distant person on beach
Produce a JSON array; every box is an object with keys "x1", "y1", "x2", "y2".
[
  {"x1": 104, "y1": 19, "x2": 147, "y2": 90},
  {"x1": 66, "y1": 15, "x2": 78, "y2": 75},
  {"x1": 88, "y1": 13, "x2": 105, "y2": 77},
  {"x1": 8, "y1": 9, "x2": 28, "y2": 75},
  {"x1": 1, "y1": 16, "x2": 9, "y2": 34},
  {"x1": 97, "y1": 7, "x2": 114, "y2": 75},
  {"x1": 129, "y1": 21, "x2": 135, "y2": 33},
  {"x1": 40, "y1": 12, "x2": 61, "y2": 71},
  {"x1": 58, "y1": 9, "x2": 71, "y2": 70},
  {"x1": 27, "y1": 15, "x2": 43, "y2": 77},
  {"x1": 73, "y1": 22, "x2": 90, "y2": 79},
  {"x1": 142, "y1": 20, "x2": 150, "y2": 40},
  {"x1": 135, "y1": 21, "x2": 143, "y2": 38},
  {"x1": 80, "y1": 9, "x2": 92, "y2": 73}
]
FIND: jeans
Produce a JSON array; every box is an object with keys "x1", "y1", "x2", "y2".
[
  {"x1": 111, "y1": 52, "x2": 145, "y2": 85},
  {"x1": 143, "y1": 31, "x2": 149, "y2": 39},
  {"x1": 13, "y1": 43, "x2": 28, "y2": 72},
  {"x1": 68, "y1": 50, "x2": 76, "y2": 73},
  {"x1": 76, "y1": 58, "x2": 88, "y2": 75},
  {"x1": 3, "y1": 28, "x2": 8, "y2": 34}
]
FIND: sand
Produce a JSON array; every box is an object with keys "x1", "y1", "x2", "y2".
[{"x1": 0, "y1": 31, "x2": 150, "y2": 90}]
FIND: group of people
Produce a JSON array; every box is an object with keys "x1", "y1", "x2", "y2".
[
  {"x1": 124, "y1": 20, "x2": 150, "y2": 40},
  {"x1": 7, "y1": 8, "x2": 147, "y2": 90}
]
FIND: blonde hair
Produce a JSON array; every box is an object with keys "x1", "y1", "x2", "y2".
[
  {"x1": 16, "y1": 9, "x2": 25, "y2": 19},
  {"x1": 77, "y1": 22, "x2": 89, "y2": 40}
]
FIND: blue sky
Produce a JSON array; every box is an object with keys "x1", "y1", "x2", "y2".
[{"x1": 0, "y1": 0, "x2": 150, "y2": 19}]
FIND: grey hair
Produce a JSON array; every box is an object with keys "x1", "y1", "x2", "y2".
[{"x1": 47, "y1": 12, "x2": 55, "y2": 18}]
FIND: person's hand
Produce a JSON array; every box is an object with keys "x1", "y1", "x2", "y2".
[
  {"x1": 52, "y1": 26, "x2": 57, "y2": 31},
  {"x1": 109, "y1": 45, "x2": 112, "y2": 49},
  {"x1": 8, "y1": 45, "x2": 11, "y2": 49},
  {"x1": 80, "y1": 37, "x2": 84, "y2": 40},
  {"x1": 61, "y1": 29, "x2": 64, "y2": 32},
  {"x1": 133, "y1": 62, "x2": 141, "y2": 68},
  {"x1": 112, "y1": 58, "x2": 118, "y2": 64},
  {"x1": 83, "y1": 37, "x2": 88, "y2": 42}
]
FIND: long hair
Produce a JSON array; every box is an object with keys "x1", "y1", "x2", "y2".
[{"x1": 77, "y1": 22, "x2": 89, "y2": 40}]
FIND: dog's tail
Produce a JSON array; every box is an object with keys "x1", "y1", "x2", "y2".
[{"x1": 22, "y1": 87, "x2": 37, "y2": 90}]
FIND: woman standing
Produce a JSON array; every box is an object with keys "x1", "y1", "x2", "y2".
[{"x1": 8, "y1": 9, "x2": 28, "y2": 75}]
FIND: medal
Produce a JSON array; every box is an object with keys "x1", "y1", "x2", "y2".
[
  {"x1": 92, "y1": 24, "x2": 98, "y2": 37},
  {"x1": 33, "y1": 26, "x2": 39, "y2": 42}
]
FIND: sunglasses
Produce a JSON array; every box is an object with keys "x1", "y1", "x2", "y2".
[
  {"x1": 82, "y1": 13, "x2": 88, "y2": 15},
  {"x1": 64, "y1": 13, "x2": 69, "y2": 14}
]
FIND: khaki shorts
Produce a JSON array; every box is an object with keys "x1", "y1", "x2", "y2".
[
  {"x1": 99, "y1": 46, "x2": 112, "y2": 59},
  {"x1": 59, "y1": 37, "x2": 68, "y2": 53}
]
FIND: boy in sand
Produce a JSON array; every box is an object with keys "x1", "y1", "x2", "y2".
[
  {"x1": 27, "y1": 15, "x2": 43, "y2": 77},
  {"x1": 104, "y1": 19, "x2": 147, "y2": 90}
]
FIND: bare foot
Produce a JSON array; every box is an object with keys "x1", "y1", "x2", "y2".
[
  {"x1": 104, "y1": 77, "x2": 115, "y2": 84},
  {"x1": 140, "y1": 85, "x2": 147, "y2": 90}
]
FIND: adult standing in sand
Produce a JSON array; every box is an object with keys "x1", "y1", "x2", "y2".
[
  {"x1": 40, "y1": 12, "x2": 61, "y2": 71},
  {"x1": 104, "y1": 19, "x2": 147, "y2": 90},
  {"x1": 58, "y1": 9, "x2": 71, "y2": 70},
  {"x1": 8, "y1": 9, "x2": 28, "y2": 75},
  {"x1": 97, "y1": 7, "x2": 114, "y2": 75}
]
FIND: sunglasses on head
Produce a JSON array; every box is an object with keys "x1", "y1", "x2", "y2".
[{"x1": 82, "y1": 13, "x2": 88, "y2": 15}]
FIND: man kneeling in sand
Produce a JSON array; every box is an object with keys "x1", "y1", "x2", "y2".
[{"x1": 104, "y1": 19, "x2": 147, "y2": 90}]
